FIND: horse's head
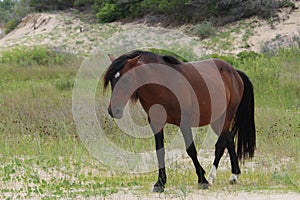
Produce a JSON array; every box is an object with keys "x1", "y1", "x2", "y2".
[{"x1": 103, "y1": 53, "x2": 142, "y2": 119}]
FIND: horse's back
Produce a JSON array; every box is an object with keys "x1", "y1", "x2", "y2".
[{"x1": 179, "y1": 59, "x2": 243, "y2": 127}]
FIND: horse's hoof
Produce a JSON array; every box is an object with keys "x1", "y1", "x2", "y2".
[
  {"x1": 229, "y1": 179, "x2": 238, "y2": 184},
  {"x1": 229, "y1": 174, "x2": 239, "y2": 184},
  {"x1": 207, "y1": 175, "x2": 215, "y2": 185},
  {"x1": 152, "y1": 185, "x2": 164, "y2": 193},
  {"x1": 198, "y1": 183, "x2": 209, "y2": 189},
  {"x1": 207, "y1": 165, "x2": 217, "y2": 185}
]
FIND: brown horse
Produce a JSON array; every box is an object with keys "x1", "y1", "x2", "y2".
[{"x1": 103, "y1": 50, "x2": 256, "y2": 192}]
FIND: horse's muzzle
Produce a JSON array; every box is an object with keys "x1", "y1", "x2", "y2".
[{"x1": 108, "y1": 107, "x2": 123, "y2": 119}]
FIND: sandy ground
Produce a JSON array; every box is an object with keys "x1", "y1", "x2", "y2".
[{"x1": 105, "y1": 191, "x2": 300, "y2": 200}]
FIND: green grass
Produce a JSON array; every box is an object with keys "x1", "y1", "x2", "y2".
[{"x1": 0, "y1": 46, "x2": 299, "y2": 198}]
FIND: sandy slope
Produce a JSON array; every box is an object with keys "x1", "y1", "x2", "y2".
[
  {"x1": 0, "y1": 2, "x2": 300, "y2": 56},
  {"x1": 248, "y1": 3, "x2": 300, "y2": 52},
  {"x1": 0, "y1": 12, "x2": 206, "y2": 56}
]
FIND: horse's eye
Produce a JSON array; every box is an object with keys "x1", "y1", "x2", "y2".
[{"x1": 114, "y1": 72, "x2": 120, "y2": 79}]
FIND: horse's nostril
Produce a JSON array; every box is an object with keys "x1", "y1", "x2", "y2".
[
  {"x1": 113, "y1": 107, "x2": 123, "y2": 119},
  {"x1": 108, "y1": 107, "x2": 122, "y2": 118},
  {"x1": 108, "y1": 108, "x2": 113, "y2": 117},
  {"x1": 115, "y1": 108, "x2": 120, "y2": 114}
]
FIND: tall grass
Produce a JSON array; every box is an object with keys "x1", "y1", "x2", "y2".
[
  {"x1": 0, "y1": 46, "x2": 68, "y2": 66},
  {"x1": 0, "y1": 46, "x2": 299, "y2": 198}
]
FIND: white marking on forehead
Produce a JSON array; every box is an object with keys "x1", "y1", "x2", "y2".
[{"x1": 114, "y1": 71, "x2": 120, "y2": 78}]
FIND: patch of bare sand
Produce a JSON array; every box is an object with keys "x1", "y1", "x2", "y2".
[
  {"x1": 84, "y1": 191, "x2": 300, "y2": 200},
  {"x1": 0, "y1": 13, "x2": 61, "y2": 46},
  {"x1": 249, "y1": 2, "x2": 300, "y2": 52}
]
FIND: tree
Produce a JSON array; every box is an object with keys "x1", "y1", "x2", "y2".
[
  {"x1": 29, "y1": 0, "x2": 76, "y2": 11},
  {"x1": 0, "y1": 0, "x2": 15, "y2": 22}
]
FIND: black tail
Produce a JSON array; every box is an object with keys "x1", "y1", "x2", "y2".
[{"x1": 232, "y1": 70, "x2": 256, "y2": 161}]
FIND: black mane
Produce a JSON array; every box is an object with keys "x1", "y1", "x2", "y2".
[
  {"x1": 162, "y1": 55, "x2": 182, "y2": 64},
  {"x1": 103, "y1": 50, "x2": 182, "y2": 89}
]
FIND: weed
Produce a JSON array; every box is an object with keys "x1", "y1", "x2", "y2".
[
  {"x1": 242, "y1": 28, "x2": 254, "y2": 42},
  {"x1": 54, "y1": 75, "x2": 74, "y2": 91}
]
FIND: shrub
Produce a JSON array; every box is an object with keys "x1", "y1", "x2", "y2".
[
  {"x1": 280, "y1": 0, "x2": 296, "y2": 8},
  {"x1": 188, "y1": 22, "x2": 217, "y2": 39},
  {"x1": 74, "y1": 0, "x2": 94, "y2": 8},
  {"x1": 96, "y1": 3, "x2": 120, "y2": 23},
  {"x1": 95, "y1": 1, "x2": 141, "y2": 23},
  {"x1": 29, "y1": 0, "x2": 76, "y2": 11},
  {"x1": 237, "y1": 51, "x2": 262, "y2": 61},
  {"x1": 3, "y1": 19, "x2": 20, "y2": 34}
]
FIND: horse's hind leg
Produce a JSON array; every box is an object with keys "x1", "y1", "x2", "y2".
[
  {"x1": 180, "y1": 126, "x2": 209, "y2": 189},
  {"x1": 227, "y1": 132, "x2": 240, "y2": 184},
  {"x1": 207, "y1": 115, "x2": 226, "y2": 184},
  {"x1": 209, "y1": 120, "x2": 240, "y2": 184}
]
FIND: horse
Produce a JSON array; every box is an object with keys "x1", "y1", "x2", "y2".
[{"x1": 103, "y1": 50, "x2": 256, "y2": 192}]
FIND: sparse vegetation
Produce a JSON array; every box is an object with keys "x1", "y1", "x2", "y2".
[{"x1": 261, "y1": 33, "x2": 300, "y2": 54}]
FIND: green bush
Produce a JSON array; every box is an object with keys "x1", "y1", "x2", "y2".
[
  {"x1": 95, "y1": 1, "x2": 142, "y2": 23},
  {"x1": 96, "y1": 3, "x2": 120, "y2": 23},
  {"x1": 237, "y1": 51, "x2": 262, "y2": 61},
  {"x1": 29, "y1": 0, "x2": 76, "y2": 11},
  {"x1": 0, "y1": 46, "x2": 67, "y2": 66},
  {"x1": 3, "y1": 19, "x2": 20, "y2": 34},
  {"x1": 0, "y1": 0, "x2": 32, "y2": 34},
  {"x1": 74, "y1": 0, "x2": 94, "y2": 8},
  {"x1": 188, "y1": 22, "x2": 217, "y2": 39},
  {"x1": 280, "y1": 0, "x2": 296, "y2": 8},
  {"x1": 158, "y1": 0, "x2": 188, "y2": 13}
]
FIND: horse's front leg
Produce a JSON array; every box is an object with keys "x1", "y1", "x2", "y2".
[
  {"x1": 152, "y1": 128, "x2": 166, "y2": 192},
  {"x1": 208, "y1": 135, "x2": 226, "y2": 184},
  {"x1": 180, "y1": 125, "x2": 209, "y2": 189}
]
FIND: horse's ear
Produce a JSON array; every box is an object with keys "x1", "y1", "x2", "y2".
[
  {"x1": 108, "y1": 54, "x2": 116, "y2": 62},
  {"x1": 127, "y1": 55, "x2": 141, "y2": 67}
]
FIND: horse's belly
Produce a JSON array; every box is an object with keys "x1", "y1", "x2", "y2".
[{"x1": 190, "y1": 108, "x2": 212, "y2": 127}]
